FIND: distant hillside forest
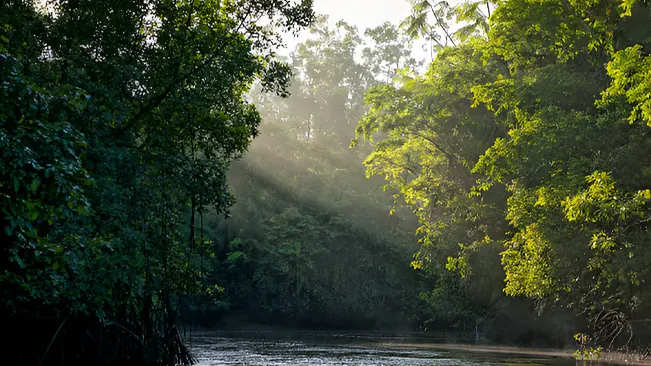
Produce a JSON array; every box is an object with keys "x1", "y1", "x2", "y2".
[{"x1": 2, "y1": 0, "x2": 651, "y2": 365}]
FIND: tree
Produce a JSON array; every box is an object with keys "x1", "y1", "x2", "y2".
[
  {"x1": 354, "y1": 37, "x2": 512, "y2": 333},
  {"x1": 1, "y1": 0, "x2": 314, "y2": 364},
  {"x1": 357, "y1": 0, "x2": 651, "y2": 350},
  {"x1": 197, "y1": 19, "x2": 426, "y2": 329},
  {"x1": 474, "y1": 0, "x2": 651, "y2": 349}
]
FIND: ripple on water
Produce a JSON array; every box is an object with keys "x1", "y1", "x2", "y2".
[{"x1": 189, "y1": 336, "x2": 572, "y2": 366}]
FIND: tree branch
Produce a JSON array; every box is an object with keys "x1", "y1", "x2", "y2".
[{"x1": 430, "y1": 4, "x2": 457, "y2": 47}]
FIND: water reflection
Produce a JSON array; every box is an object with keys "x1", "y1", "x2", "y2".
[{"x1": 189, "y1": 335, "x2": 577, "y2": 366}]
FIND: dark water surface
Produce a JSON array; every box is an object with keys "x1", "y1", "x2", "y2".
[{"x1": 189, "y1": 333, "x2": 578, "y2": 366}]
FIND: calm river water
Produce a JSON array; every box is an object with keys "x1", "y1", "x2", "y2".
[{"x1": 188, "y1": 333, "x2": 579, "y2": 366}]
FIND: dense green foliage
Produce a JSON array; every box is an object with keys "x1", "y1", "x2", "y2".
[
  {"x1": 197, "y1": 19, "x2": 427, "y2": 329},
  {"x1": 3, "y1": 0, "x2": 651, "y2": 363},
  {"x1": 1, "y1": 0, "x2": 313, "y2": 364},
  {"x1": 357, "y1": 0, "x2": 651, "y2": 352}
]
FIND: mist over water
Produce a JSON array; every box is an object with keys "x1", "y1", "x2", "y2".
[{"x1": 190, "y1": 335, "x2": 577, "y2": 366}]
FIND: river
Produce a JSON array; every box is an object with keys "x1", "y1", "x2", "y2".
[{"x1": 188, "y1": 333, "x2": 580, "y2": 366}]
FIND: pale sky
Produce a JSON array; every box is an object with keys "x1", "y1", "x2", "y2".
[
  {"x1": 313, "y1": 0, "x2": 413, "y2": 31},
  {"x1": 280, "y1": 0, "x2": 430, "y2": 62}
]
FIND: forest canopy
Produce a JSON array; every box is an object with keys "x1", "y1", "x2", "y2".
[
  {"x1": 1, "y1": 0, "x2": 314, "y2": 364},
  {"x1": 2, "y1": 0, "x2": 651, "y2": 365},
  {"x1": 356, "y1": 0, "x2": 651, "y2": 352}
]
